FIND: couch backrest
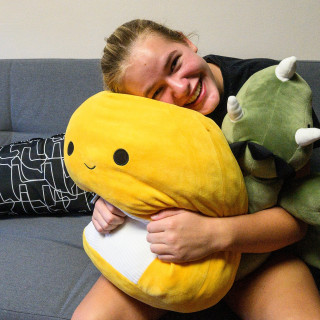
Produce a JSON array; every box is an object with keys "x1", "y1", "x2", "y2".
[
  {"x1": 296, "y1": 61, "x2": 320, "y2": 172},
  {"x1": 297, "y1": 61, "x2": 320, "y2": 118},
  {"x1": 0, "y1": 59, "x2": 103, "y2": 145}
]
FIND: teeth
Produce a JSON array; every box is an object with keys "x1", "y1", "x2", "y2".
[{"x1": 186, "y1": 82, "x2": 201, "y2": 105}]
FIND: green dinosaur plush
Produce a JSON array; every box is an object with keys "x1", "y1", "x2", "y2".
[
  {"x1": 279, "y1": 173, "x2": 320, "y2": 268},
  {"x1": 221, "y1": 56, "x2": 320, "y2": 274}
]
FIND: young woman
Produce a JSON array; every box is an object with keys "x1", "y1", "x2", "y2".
[{"x1": 72, "y1": 19, "x2": 320, "y2": 320}]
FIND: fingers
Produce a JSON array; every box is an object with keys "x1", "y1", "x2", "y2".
[
  {"x1": 147, "y1": 219, "x2": 182, "y2": 262},
  {"x1": 147, "y1": 210, "x2": 181, "y2": 259},
  {"x1": 148, "y1": 240, "x2": 176, "y2": 262},
  {"x1": 146, "y1": 230, "x2": 165, "y2": 244},
  {"x1": 92, "y1": 198, "x2": 126, "y2": 234},
  {"x1": 148, "y1": 208, "x2": 184, "y2": 232},
  {"x1": 149, "y1": 243, "x2": 185, "y2": 263},
  {"x1": 152, "y1": 250, "x2": 175, "y2": 263},
  {"x1": 103, "y1": 200, "x2": 126, "y2": 217},
  {"x1": 147, "y1": 220, "x2": 165, "y2": 233},
  {"x1": 150, "y1": 208, "x2": 181, "y2": 221},
  {"x1": 147, "y1": 209, "x2": 211, "y2": 263}
]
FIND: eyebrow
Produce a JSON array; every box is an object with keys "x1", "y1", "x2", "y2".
[{"x1": 144, "y1": 50, "x2": 178, "y2": 98}]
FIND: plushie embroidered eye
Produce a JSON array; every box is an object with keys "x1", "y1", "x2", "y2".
[
  {"x1": 113, "y1": 149, "x2": 129, "y2": 166},
  {"x1": 67, "y1": 141, "x2": 74, "y2": 156}
]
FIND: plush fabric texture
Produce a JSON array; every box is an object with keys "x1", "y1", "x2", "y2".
[
  {"x1": 221, "y1": 57, "x2": 320, "y2": 276},
  {"x1": 64, "y1": 91, "x2": 248, "y2": 312},
  {"x1": 279, "y1": 173, "x2": 320, "y2": 268},
  {"x1": 222, "y1": 65, "x2": 313, "y2": 179},
  {"x1": 222, "y1": 58, "x2": 313, "y2": 212},
  {"x1": 0, "y1": 133, "x2": 94, "y2": 215}
]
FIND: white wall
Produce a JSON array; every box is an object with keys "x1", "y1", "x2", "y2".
[{"x1": 1, "y1": 0, "x2": 319, "y2": 60}]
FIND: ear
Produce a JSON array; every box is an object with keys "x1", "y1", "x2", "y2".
[{"x1": 180, "y1": 33, "x2": 198, "y2": 53}]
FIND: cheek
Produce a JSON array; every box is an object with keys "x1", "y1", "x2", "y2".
[
  {"x1": 190, "y1": 58, "x2": 205, "y2": 73},
  {"x1": 181, "y1": 52, "x2": 203, "y2": 72},
  {"x1": 208, "y1": 84, "x2": 220, "y2": 103},
  {"x1": 159, "y1": 92, "x2": 175, "y2": 105},
  {"x1": 201, "y1": 87, "x2": 220, "y2": 115}
]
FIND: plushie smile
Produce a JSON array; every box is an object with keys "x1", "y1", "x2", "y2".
[{"x1": 84, "y1": 163, "x2": 96, "y2": 170}]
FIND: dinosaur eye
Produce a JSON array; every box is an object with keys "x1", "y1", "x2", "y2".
[
  {"x1": 67, "y1": 141, "x2": 74, "y2": 156},
  {"x1": 113, "y1": 149, "x2": 129, "y2": 166}
]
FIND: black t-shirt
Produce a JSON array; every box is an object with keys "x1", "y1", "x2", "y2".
[
  {"x1": 203, "y1": 54, "x2": 278, "y2": 127},
  {"x1": 203, "y1": 54, "x2": 320, "y2": 131}
]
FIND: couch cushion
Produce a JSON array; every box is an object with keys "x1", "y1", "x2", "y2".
[
  {"x1": 0, "y1": 215, "x2": 100, "y2": 320},
  {"x1": 0, "y1": 59, "x2": 103, "y2": 145}
]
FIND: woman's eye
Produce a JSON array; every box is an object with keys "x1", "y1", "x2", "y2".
[
  {"x1": 170, "y1": 56, "x2": 180, "y2": 72},
  {"x1": 152, "y1": 88, "x2": 163, "y2": 100}
]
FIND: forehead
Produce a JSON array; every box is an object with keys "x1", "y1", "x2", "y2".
[
  {"x1": 130, "y1": 35, "x2": 167, "y2": 72},
  {"x1": 120, "y1": 34, "x2": 180, "y2": 95}
]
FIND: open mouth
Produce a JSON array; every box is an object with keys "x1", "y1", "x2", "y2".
[
  {"x1": 185, "y1": 81, "x2": 202, "y2": 105},
  {"x1": 84, "y1": 163, "x2": 96, "y2": 170}
]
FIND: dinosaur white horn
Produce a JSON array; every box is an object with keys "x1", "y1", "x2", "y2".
[
  {"x1": 295, "y1": 128, "x2": 320, "y2": 147},
  {"x1": 275, "y1": 56, "x2": 297, "y2": 82},
  {"x1": 227, "y1": 96, "x2": 243, "y2": 122}
]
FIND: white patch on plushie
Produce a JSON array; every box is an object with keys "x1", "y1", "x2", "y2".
[{"x1": 84, "y1": 220, "x2": 156, "y2": 284}]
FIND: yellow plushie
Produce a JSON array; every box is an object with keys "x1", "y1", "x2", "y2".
[{"x1": 64, "y1": 91, "x2": 247, "y2": 312}]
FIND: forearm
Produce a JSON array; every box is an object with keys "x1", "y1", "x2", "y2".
[
  {"x1": 212, "y1": 207, "x2": 307, "y2": 254},
  {"x1": 146, "y1": 207, "x2": 307, "y2": 263}
]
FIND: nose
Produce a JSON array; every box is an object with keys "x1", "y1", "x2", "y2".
[{"x1": 165, "y1": 77, "x2": 189, "y2": 106}]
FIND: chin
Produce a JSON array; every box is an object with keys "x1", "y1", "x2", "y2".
[
  {"x1": 199, "y1": 101, "x2": 219, "y2": 115},
  {"x1": 200, "y1": 91, "x2": 220, "y2": 114}
]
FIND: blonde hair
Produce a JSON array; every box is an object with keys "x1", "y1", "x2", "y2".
[{"x1": 101, "y1": 19, "x2": 187, "y2": 92}]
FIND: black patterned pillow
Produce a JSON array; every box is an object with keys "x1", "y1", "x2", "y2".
[{"x1": 0, "y1": 134, "x2": 94, "y2": 216}]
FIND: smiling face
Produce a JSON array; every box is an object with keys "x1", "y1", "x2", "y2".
[{"x1": 120, "y1": 33, "x2": 221, "y2": 115}]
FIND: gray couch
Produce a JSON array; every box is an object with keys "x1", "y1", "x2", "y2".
[{"x1": 0, "y1": 59, "x2": 319, "y2": 320}]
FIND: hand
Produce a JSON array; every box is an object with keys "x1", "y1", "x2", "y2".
[
  {"x1": 146, "y1": 208, "x2": 222, "y2": 263},
  {"x1": 92, "y1": 197, "x2": 126, "y2": 234}
]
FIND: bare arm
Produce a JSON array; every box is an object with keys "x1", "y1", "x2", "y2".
[
  {"x1": 146, "y1": 207, "x2": 307, "y2": 263},
  {"x1": 92, "y1": 197, "x2": 307, "y2": 263},
  {"x1": 221, "y1": 206, "x2": 307, "y2": 252}
]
